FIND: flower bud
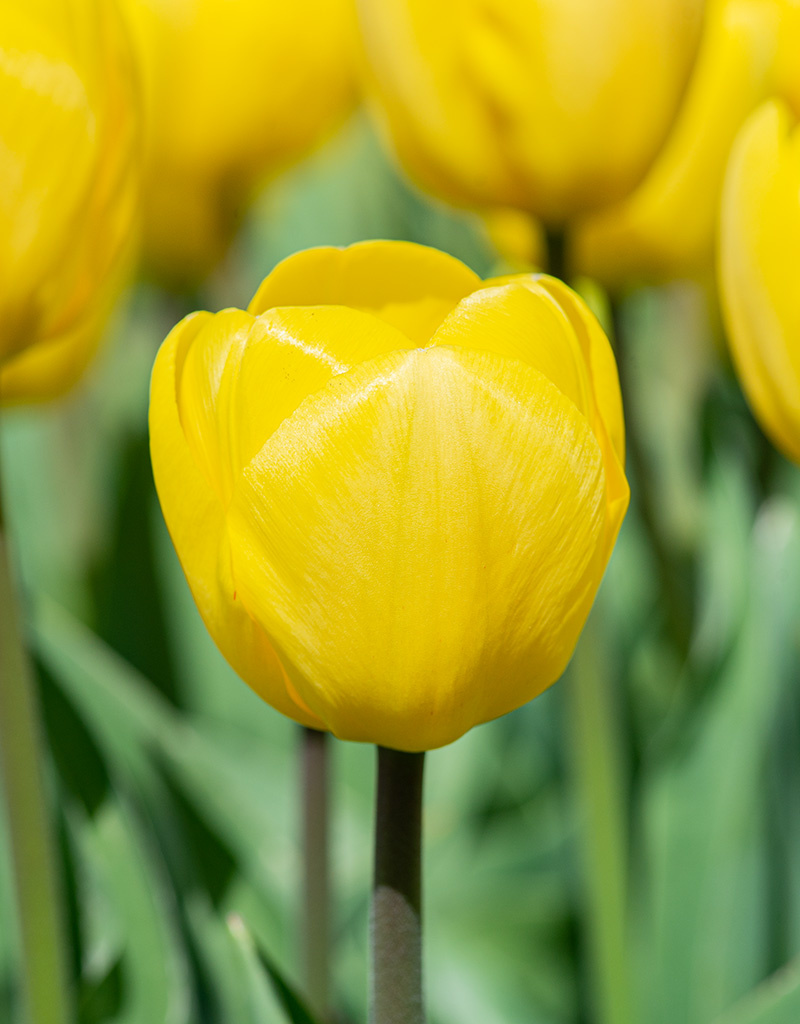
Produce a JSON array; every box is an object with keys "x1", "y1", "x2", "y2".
[
  {"x1": 150, "y1": 241, "x2": 628, "y2": 750},
  {"x1": 122, "y1": 0, "x2": 357, "y2": 284},
  {"x1": 0, "y1": 0, "x2": 139, "y2": 404}
]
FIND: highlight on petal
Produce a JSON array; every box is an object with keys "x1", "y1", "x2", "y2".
[
  {"x1": 248, "y1": 241, "x2": 481, "y2": 344},
  {"x1": 226, "y1": 345, "x2": 612, "y2": 751},
  {"x1": 175, "y1": 304, "x2": 411, "y2": 506},
  {"x1": 719, "y1": 100, "x2": 800, "y2": 464},
  {"x1": 149, "y1": 312, "x2": 323, "y2": 727},
  {"x1": 432, "y1": 273, "x2": 628, "y2": 540}
]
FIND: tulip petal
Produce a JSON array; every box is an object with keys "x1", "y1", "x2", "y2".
[
  {"x1": 248, "y1": 241, "x2": 481, "y2": 344},
  {"x1": 227, "y1": 345, "x2": 611, "y2": 751},
  {"x1": 432, "y1": 278, "x2": 595, "y2": 420},
  {"x1": 720, "y1": 100, "x2": 800, "y2": 464},
  {"x1": 149, "y1": 312, "x2": 323, "y2": 728},
  {"x1": 177, "y1": 304, "x2": 410, "y2": 505},
  {"x1": 432, "y1": 275, "x2": 628, "y2": 542}
]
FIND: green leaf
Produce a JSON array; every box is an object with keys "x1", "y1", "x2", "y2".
[
  {"x1": 72, "y1": 795, "x2": 191, "y2": 1024},
  {"x1": 187, "y1": 899, "x2": 290, "y2": 1024},
  {"x1": 713, "y1": 959, "x2": 800, "y2": 1024},
  {"x1": 636, "y1": 496, "x2": 800, "y2": 1024}
]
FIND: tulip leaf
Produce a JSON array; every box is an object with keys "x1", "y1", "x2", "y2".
[
  {"x1": 187, "y1": 898, "x2": 299, "y2": 1024},
  {"x1": 712, "y1": 959, "x2": 800, "y2": 1024},
  {"x1": 71, "y1": 795, "x2": 191, "y2": 1024},
  {"x1": 636, "y1": 495, "x2": 800, "y2": 1024}
]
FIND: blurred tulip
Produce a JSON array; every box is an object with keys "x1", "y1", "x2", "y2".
[
  {"x1": 0, "y1": 0, "x2": 139, "y2": 404},
  {"x1": 150, "y1": 241, "x2": 628, "y2": 750},
  {"x1": 574, "y1": 0, "x2": 781, "y2": 287},
  {"x1": 359, "y1": 0, "x2": 783, "y2": 286},
  {"x1": 358, "y1": 0, "x2": 704, "y2": 221},
  {"x1": 122, "y1": 0, "x2": 357, "y2": 285},
  {"x1": 719, "y1": 100, "x2": 800, "y2": 463}
]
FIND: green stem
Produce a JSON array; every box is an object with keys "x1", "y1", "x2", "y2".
[
  {"x1": 0, "y1": 475, "x2": 72, "y2": 1024},
  {"x1": 370, "y1": 747, "x2": 425, "y2": 1024},
  {"x1": 568, "y1": 617, "x2": 633, "y2": 1024},
  {"x1": 546, "y1": 228, "x2": 568, "y2": 282},
  {"x1": 300, "y1": 726, "x2": 331, "y2": 1021}
]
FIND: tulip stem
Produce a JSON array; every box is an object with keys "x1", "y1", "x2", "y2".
[
  {"x1": 301, "y1": 726, "x2": 331, "y2": 1020},
  {"x1": 0, "y1": 473, "x2": 72, "y2": 1024},
  {"x1": 546, "y1": 228, "x2": 568, "y2": 281},
  {"x1": 371, "y1": 747, "x2": 425, "y2": 1024}
]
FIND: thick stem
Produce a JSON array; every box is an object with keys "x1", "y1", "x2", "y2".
[
  {"x1": 0, "y1": 478, "x2": 72, "y2": 1024},
  {"x1": 370, "y1": 747, "x2": 425, "y2": 1024},
  {"x1": 301, "y1": 726, "x2": 330, "y2": 1020}
]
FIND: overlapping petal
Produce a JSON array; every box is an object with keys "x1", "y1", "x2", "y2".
[
  {"x1": 248, "y1": 241, "x2": 481, "y2": 344},
  {"x1": 227, "y1": 345, "x2": 610, "y2": 750},
  {"x1": 150, "y1": 313, "x2": 323, "y2": 727}
]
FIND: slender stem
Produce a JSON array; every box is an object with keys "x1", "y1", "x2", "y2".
[
  {"x1": 568, "y1": 617, "x2": 633, "y2": 1024},
  {"x1": 611, "y1": 300, "x2": 692, "y2": 660},
  {"x1": 300, "y1": 726, "x2": 330, "y2": 1021},
  {"x1": 546, "y1": 228, "x2": 568, "y2": 282},
  {"x1": 370, "y1": 747, "x2": 425, "y2": 1024},
  {"x1": 0, "y1": 476, "x2": 72, "y2": 1024}
]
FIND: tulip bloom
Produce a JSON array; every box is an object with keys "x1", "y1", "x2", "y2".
[
  {"x1": 150, "y1": 242, "x2": 628, "y2": 750},
  {"x1": 122, "y1": 0, "x2": 356, "y2": 284},
  {"x1": 719, "y1": 99, "x2": 800, "y2": 463},
  {"x1": 0, "y1": 0, "x2": 139, "y2": 404},
  {"x1": 359, "y1": 0, "x2": 781, "y2": 285}
]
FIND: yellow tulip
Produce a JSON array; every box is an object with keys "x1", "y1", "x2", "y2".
[
  {"x1": 122, "y1": 0, "x2": 357, "y2": 284},
  {"x1": 574, "y1": 0, "x2": 782, "y2": 287},
  {"x1": 719, "y1": 99, "x2": 800, "y2": 463},
  {"x1": 150, "y1": 241, "x2": 628, "y2": 750},
  {"x1": 0, "y1": 0, "x2": 139, "y2": 404},
  {"x1": 358, "y1": 0, "x2": 704, "y2": 222},
  {"x1": 359, "y1": 0, "x2": 782, "y2": 286}
]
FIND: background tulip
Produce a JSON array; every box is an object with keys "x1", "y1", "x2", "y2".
[
  {"x1": 574, "y1": 0, "x2": 782, "y2": 287},
  {"x1": 719, "y1": 99, "x2": 800, "y2": 463},
  {"x1": 122, "y1": 0, "x2": 357, "y2": 285},
  {"x1": 359, "y1": 0, "x2": 783, "y2": 286},
  {"x1": 358, "y1": 0, "x2": 703, "y2": 223},
  {"x1": 0, "y1": 0, "x2": 139, "y2": 404},
  {"x1": 150, "y1": 241, "x2": 628, "y2": 751}
]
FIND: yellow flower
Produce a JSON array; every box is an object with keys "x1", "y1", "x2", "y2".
[
  {"x1": 719, "y1": 99, "x2": 800, "y2": 463},
  {"x1": 122, "y1": 0, "x2": 357, "y2": 285},
  {"x1": 150, "y1": 241, "x2": 628, "y2": 750},
  {"x1": 0, "y1": 0, "x2": 139, "y2": 404},
  {"x1": 359, "y1": 0, "x2": 782, "y2": 285},
  {"x1": 359, "y1": 0, "x2": 704, "y2": 221},
  {"x1": 574, "y1": 0, "x2": 782, "y2": 287}
]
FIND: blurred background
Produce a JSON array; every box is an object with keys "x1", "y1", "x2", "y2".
[{"x1": 3, "y1": 2, "x2": 800, "y2": 1023}]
